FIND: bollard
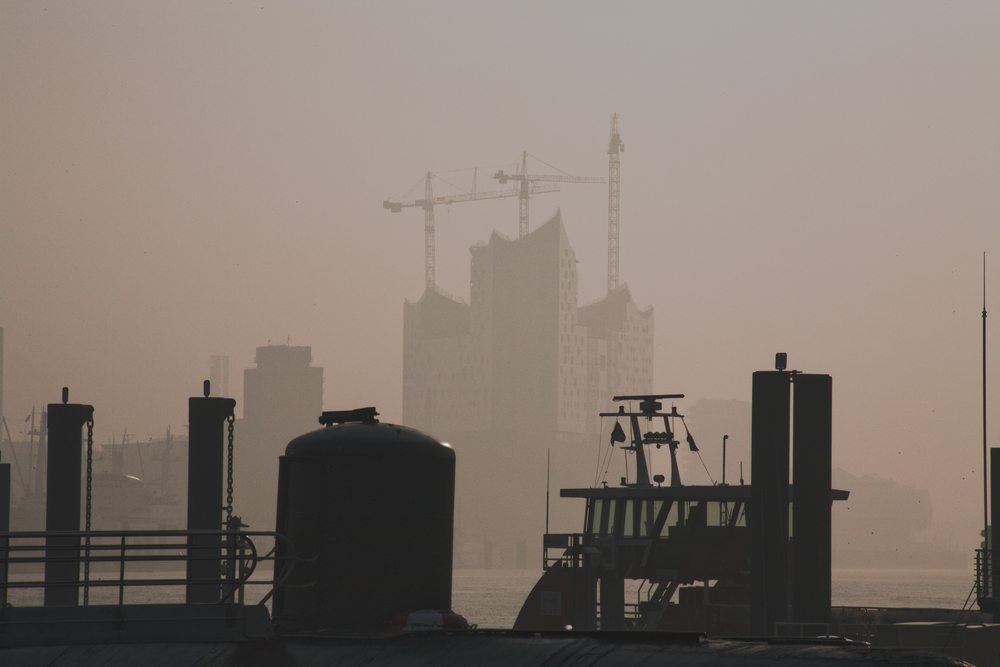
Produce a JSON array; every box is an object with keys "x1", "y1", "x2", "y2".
[{"x1": 186, "y1": 383, "x2": 236, "y2": 604}]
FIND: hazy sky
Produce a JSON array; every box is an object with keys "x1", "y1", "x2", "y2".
[{"x1": 2, "y1": 2, "x2": 998, "y2": 547}]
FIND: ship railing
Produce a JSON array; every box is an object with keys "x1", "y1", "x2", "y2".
[
  {"x1": 594, "y1": 603, "x2": 646, "y2": 631},
  {"x1": 543, "y1": 532, "x2": 596, "y2": 570},
  {"x1": 0, "y1": 528, "x2": 300, "y2": 608},
  {"x1": 623, "y1": 602, "x2": 644, "y2": 629},
  {"x1": 975, "y1": 549, "x2": 992, "y2": 599}
]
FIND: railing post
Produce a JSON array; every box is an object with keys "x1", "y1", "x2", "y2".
[
  {"x1": 220, "y1": 515, "x2": 246, "y2": 604},
  {"x1": 975, "y1": 551, "x2": 980, "y2": 599},
  {"x1": 0, "y1": 462, "x2": 9, "y2": 608},
  {"x1": 119, "y1": 534, "x2": 126, "y2": 606},
  {"x1": 238, "y1": 538, "x2": 246, "y2": 605},
  {"x1": 225, "y1": 520, "x2": 237, "y2": 604}
]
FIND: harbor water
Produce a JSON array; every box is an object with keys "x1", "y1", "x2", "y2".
[
  {"x1": 9, "y1": 567, "x2": 976, "y2": 629},
  {"x1": 454, "y1": 568, "x2": 979, "y2": 628}
]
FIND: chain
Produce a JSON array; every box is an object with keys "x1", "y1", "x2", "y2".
[
  {"x1": 226, "y1": 414, "x2": 235, "y2": 522},
  {"x1": 84, "y1": 418, "x2": 94, "y2": 605}
]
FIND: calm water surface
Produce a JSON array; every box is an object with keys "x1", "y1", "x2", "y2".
[
  {"x1": 454, "y1": 567, "x2": 977, "y2": 628},
  {"x1": 9, "y1": 567, "x2": 977, "y2": 629}
]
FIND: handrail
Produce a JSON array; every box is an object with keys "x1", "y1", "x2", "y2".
[
  {"x1": 543, "y1": 532, "x2": 595, "y2": 570},
  {"x1": 975, "y1": 549, "x2": 992, "y2": 599},
  {"x1": 2, "y1": 528, "x2": 284, "y2": 538},
  {"x1": 0, "y1": 528, "x2": 306, "y2": 608}
]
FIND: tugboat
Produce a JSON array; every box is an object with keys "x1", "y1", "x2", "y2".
[{"x1": 514, "y1": 391, "x2": 847, "y2": 635}]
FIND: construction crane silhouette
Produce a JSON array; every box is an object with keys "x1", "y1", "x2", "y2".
[
  {"x1": 384, "y1": 171, "x2": 559, "y2": 290},
  {"x1": 607, "y1": 114, "x2": 624, "y2": 294},
  {"x1": 493, "y1": 151, "x2": 605, "y2": 238}
]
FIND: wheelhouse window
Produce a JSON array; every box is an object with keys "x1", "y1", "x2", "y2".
[
  {"x1": 640, "y1": 500, "x2": 661, "y2": 537},
  {"x1": 587, "y1": 499, "x2": 603, "y2": 534},
  {"x1": 588, "y1": 497, "x2": 750, "y2": 538},
  {"x1": 623, "y1": 499, "x2": 635, "y2": 537},
  {"x1": 625, "y1": 500, "x2": 679, "y2": 538},
  {"x1": 586, "y1": 498, "x2": 618, "y2": 536}
]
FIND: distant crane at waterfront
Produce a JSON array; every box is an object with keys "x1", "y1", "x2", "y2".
[
  {"x1": 493, "y1": 151, "x2": 605, "y2": 238},
  {"x1": 607, "y1": 114, "x2": 624, "y2": 294},
  {"x1": 384, "y1": 170, "x2": 559, "y2": 290}
]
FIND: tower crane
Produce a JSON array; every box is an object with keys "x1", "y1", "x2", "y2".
[
  {"x1": 384, "y1": 171, "x2": 559, "y2": 290},
  {"x1": 607, "y1": 114, "x2": 624, "y2": 294},
  {"x1": 493, "y1": 151, "x2": 605, "y2": 238}
]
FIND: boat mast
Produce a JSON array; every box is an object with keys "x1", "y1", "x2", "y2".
[
  {"x1": 545, "y1": 449, "x2": 550, "y2": 535},
  {"x1": 723, "y1": 434, "x2": 728, "y2": 485},
  {"x1": 983, "y1": 252, "x2": 989, "y2": 595}
]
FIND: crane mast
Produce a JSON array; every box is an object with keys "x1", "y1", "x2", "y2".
[
  {"x1": 518, "y1": 152, "x2": 530, "y2": 239},
  {"x1": 608, "y1": 114, "x2": 624, "y2": 294},
  {"x1": 423, "y1": 173, "x2": 435, "y2": 288}
]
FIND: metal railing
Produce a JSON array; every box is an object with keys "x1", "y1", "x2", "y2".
[
  {"x1": 543, "y1": 533, "x2": 593, "y2": 570},
  {"x1": 0, "y1": 528, "x2": 300, "y2": 607},
  {"x1": 623, "y1": 602, "x2": 644, "y2": 629},
  {"x1": 975, "y1": 549, "x2": 992, "y2": 599}
]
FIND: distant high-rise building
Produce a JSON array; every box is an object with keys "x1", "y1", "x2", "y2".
[
  {"x1": 209, "y1": 355, "x2": 230, "y2": 398},
  {"x1": 235, "y1": 345, "x2": 322, "y2": 532},
  {"x1": 403, "y1": 210, "x2": 653, "y2": 566}
]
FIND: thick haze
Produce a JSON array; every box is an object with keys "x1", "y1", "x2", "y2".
[{"x1": 2, "y1": 3, "x2": 998, "y2": 552}]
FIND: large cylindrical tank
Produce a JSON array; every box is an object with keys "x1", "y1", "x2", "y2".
[{"x1": 272, "y1": 408, "x2": 455, "y2": 634}]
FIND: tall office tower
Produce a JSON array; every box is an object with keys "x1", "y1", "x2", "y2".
[
  {"x1": 209, "y1": 355, "x2": 230, "y2": 398},
  {"x1": 403, "y1": 210, "x2": 653, "y2": 566},
  {"x1": 235, "y1": 345, "x2": 323, "y2": 532}
]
